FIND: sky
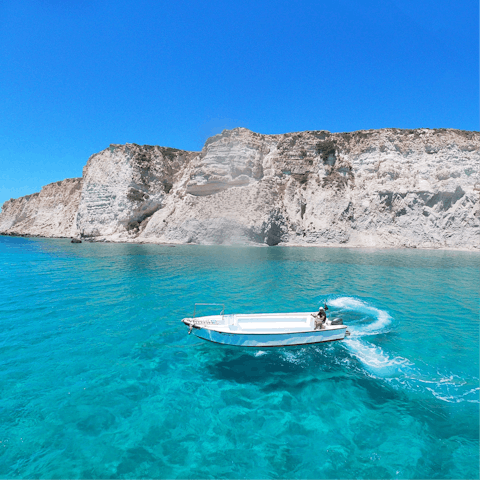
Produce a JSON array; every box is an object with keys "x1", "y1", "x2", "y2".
[{"x1": 0, "y1": 0, "x2": 478, "y2": 205}]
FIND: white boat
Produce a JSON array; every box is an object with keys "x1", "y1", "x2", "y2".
[{"x1": 181, "y1": 304, "x2": 348, "y2": 347}]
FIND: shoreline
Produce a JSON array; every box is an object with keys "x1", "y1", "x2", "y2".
[{"x1": 1, "y1": 232, "x2": 478, "y2": 253}]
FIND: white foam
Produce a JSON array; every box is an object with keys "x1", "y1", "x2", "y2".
[
  {"x1": 281, "y1": 349, "x2": 307, "y2": 365},
  {"x1": 343, "y1": 338, "x2": 479, "y2": 403},
  {"x1": 329, "y1": 297, "x2": 479, "y2": 404},
  {"x1": 328, "y1": 296, "x2": 392, "y2": 335},
  {"x1": 247, "y1": 296, "x2": 478, "y2": 405},
  {"x1": 404, "y1": 371, "x2": 479, "y2": 403},
  {"x1": 344, "y1": 338, "x2": 413, "y2": 377}
]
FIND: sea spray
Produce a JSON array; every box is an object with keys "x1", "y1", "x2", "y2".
[
  {"x1": 326, "y1": 296, "x2": 480, "y2": 404},
  {"x1": 326, "y1": 295, "x2": 394, "y2": 335},
  {"x1": 245, "y1": 296, "x2": 478, "y2": 406},
  {"x1": 344, "y1": 338, "x2": 413, "y2": 377}
]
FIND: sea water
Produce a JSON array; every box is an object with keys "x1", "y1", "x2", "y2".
[{"x1": 0, "y1": 236, "x2": 478, "y2": 479}]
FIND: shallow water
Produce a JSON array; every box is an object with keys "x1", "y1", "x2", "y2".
[{"x1": 0, "y1": 236, "x2": 478, "y2": 479}]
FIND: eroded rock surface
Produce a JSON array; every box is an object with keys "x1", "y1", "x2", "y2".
[
  {"x1": 76, "y1": 143, "x2": 197, "y2": 238},
  {"x1": 1, "y1": 128, "x2": 479, "y2": 249},
  {"x1": 0, "y1": 178, "x2": 83, "y2": 238}
]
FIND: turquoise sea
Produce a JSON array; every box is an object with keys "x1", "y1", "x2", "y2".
[{"x1": 0, "y1": 236, "x2": 478, "y2": 479}]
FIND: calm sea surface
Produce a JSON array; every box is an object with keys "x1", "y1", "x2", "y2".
[{"x1": 0, "y1": 236, "x2": 478, "y2": 479}]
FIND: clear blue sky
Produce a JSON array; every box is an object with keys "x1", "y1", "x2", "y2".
[{"x1": 0, "y1": 0, "x2": 478, "y2": 205}]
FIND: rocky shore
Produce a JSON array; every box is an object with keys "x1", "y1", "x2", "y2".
[{"x1": 1, "y1": 128, "x2": 479, "y2": 250}]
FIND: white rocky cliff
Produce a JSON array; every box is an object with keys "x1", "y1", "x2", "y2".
[
  {"x1": 76, "y1": 144, "x2": 197, "y2": 238},
  {"x1": 1, "y1": 128, "x2": 479, "y2": 249},
  {"x1": 0, "y1": 178, "x2": 82, "y2": 238}
]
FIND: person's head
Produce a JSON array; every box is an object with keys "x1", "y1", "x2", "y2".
[{"x1": 319, "y1": 307, "x2": 325, "y2": 313}]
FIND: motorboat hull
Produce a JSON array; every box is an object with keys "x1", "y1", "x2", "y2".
[
  {"x1": 182, "y1": 311, "x2": 347, "y2": 347},
  {"x1": 191, "y1": 325, "x2": 347, "y2": 347}
]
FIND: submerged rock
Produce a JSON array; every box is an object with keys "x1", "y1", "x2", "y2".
[{"x1": 1, "y1": 128, "x2": 479, "y2": 249}]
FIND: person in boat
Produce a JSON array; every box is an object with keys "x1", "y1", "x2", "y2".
[
  {"x1": 314, "y1": 306, "x2": 327, "y2": 329},
  {"x1": 318, "y1": 307, "x2": 327, "y2": 321}
]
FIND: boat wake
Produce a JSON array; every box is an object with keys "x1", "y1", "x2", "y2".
[
  {"x1": 327, "y1": 295, "x2": 393, "y2": 336},
  {"x1": 330, "y1": 296, "x2": 479, "y2": 404},
  {"x1": 254, "y1": 296, "x2": 479, "y2": 404},
  {"x1": 345, "y1": 337, "x2": 479, "y2": 403},
  {"x1": 344, "y1": 338, "x2": 412, "y2": 376}
]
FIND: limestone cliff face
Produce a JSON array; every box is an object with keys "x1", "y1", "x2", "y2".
[
  {"x1": 76, "y1": 143, "x2": 197, "y2": 237},
  {"x1": 1, "y1": 128, "x2": 479, "y2": 249},
  {"x1": 141, "y1": 128, "x2": 480, "y2": 249},
  {"x1": 0, "y1": 178, "x2": 82, "y2": 238}
]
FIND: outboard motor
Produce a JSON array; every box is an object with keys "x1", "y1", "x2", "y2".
[{"x1": 330, "y1": 318, "x2": 343, "y2": 325}]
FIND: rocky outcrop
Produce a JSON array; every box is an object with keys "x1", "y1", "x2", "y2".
[
  {"x1": 1, "y1": 128, "x2": 479, "y2": 249},
  {"x1": 140, "y1": 128, "x2": 480, "y2": 249},
  {"x1": 76, "y1": 144, "x2": 197, "y2": 238},
  {"x1": 0, "y1": 178, "x2": 82, "y2": 238}
]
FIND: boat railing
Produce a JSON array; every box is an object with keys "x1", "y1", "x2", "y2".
[{"x1": 193, "y1": 303, "x2": 225, "y2": 323}]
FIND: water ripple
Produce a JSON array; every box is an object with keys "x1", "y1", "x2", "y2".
[{"x1": 0, "y1": 236, "x2": 478, "y2": 479}]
